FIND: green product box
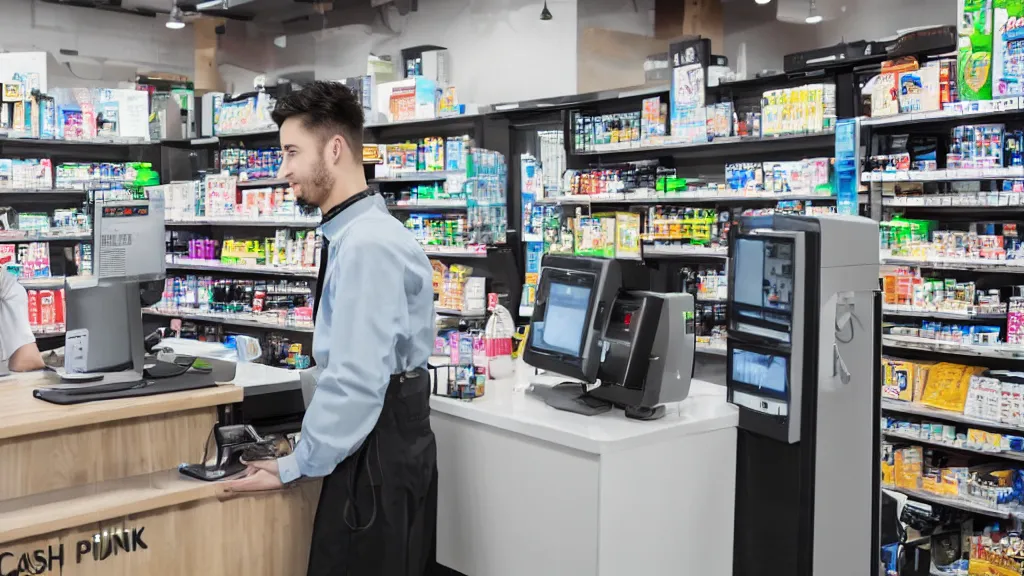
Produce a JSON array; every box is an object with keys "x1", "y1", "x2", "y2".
[
  {"x1": 959, "y1": 0, "x2": 995, "y2": 101},
  {"x1": 994, "y1": 0, "x2": 1024, "y2": 96}
]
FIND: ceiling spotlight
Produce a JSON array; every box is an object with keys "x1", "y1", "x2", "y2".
[
  {"x1": 805, "y1": 0, "x2": 821, "y2": 23},
  {"x1": 755, "y1": 0, "x2": 771, "y2": 4},
  {"x1": 166, "y1": 5, "x2": 186, "y2": 29},
  {"x1": 540, "y1": 0, "x2": 552, "y2": 20}
]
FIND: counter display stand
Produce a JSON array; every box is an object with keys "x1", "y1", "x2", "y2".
[{"x1": 0, "y1": 373, "x2": 318, "y2": 575}]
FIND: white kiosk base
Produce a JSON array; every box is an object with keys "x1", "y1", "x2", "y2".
[{"x1": 430, "y1": 366, "x2": 738, "y2": 576}]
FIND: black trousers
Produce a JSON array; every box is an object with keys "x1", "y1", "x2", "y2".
[{"x1": 307, "y1": 369, "x2": 438, "y2": 576}]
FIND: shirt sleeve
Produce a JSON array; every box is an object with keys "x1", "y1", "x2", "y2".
[
  {"x1": 0, "y1": 272, "x2": 35, "y2": 363},
  {"x1": 277, "y1": 235, "x2": 407, "y2": 484}
]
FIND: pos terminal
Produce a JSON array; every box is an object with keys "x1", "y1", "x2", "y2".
[
  {"x1": 726, "y1": 214, "x2": 881, "y2": 576},
  {"x1": 523, "y1": 255, "x2": 696, "y2": 420}
]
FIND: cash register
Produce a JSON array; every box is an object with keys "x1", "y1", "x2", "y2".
[{"x1": 523, "y1": 255, "x2": 695, "y2": 420}]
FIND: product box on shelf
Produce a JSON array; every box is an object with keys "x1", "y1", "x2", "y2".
[
  {"x1": 378, "y1": 77, "x2": 438, "y2": 123},
  {"x1": 899, "y1": 65, "x2": 942, "y2": 114},
  {"x1": 995, "y1": 0, "x2": 1024, "y2": 97},
  {"x1": 958, "y1": 0, "x2": 995, "y2": 101}
]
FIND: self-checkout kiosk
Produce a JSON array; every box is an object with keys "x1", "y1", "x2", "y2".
[
  {"x1": 523, "y1": 255, "x2": 696, "y2": 420},
  {"x1": 726, "y1": 214, "x2": 881, "y2": 576}
]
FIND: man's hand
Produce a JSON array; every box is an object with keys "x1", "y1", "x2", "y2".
[{"x1": 223, "y1": 459, "x2": 284, "y2": 493}]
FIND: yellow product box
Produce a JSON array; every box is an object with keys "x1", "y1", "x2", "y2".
[
  {"x1": 919, "y1": 362, "x2": 986, "y2": 413},
  {"x1": 525, "y1": 273, "x2": 539, "y2": 286},
  {"x1": 913, "y1": 361, "x2": 934, "y2": 403},
  {"x1": 882, "y1": 358, "x2": 916, "y2": 401},
  {"x1": 894, "y1": 446, "x2": 923, "y2": 490},
  {"x1": 881, "y1": 443, "x2": 895, "y2": 487},
  {"x1": 614, "y1": 212, "x2": 641, "y2": 260}
]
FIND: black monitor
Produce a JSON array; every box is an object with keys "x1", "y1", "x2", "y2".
[
  {"x1": 729, "y1": 233, "x2": 795, "y2": 343},
  {"x1": 524, "y1": 255, "x2": 621, "y2": 382}
]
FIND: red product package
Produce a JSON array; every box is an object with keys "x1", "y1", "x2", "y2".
[
  {"x1": 53, "y1": 288, "x2": 65, "y2": 328},
  {"x1": 26, "y1": 290, "x2": 39, "y2": 327},
  {"x1": 39, "y1": 290, "x2": 54, "y2": 326}
]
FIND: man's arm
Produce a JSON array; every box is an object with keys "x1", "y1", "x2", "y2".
[
  {"x1": 0, "y1": 272, "x2": 44, "y2": 372},
  {"x1": 277, "y1": 236, "x2": 407, "y2": 483}
]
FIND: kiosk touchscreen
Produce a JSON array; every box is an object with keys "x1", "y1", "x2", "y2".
[
  {"x1": 726, "y1": 214, "x2": 881, "y2": 576},
  {"x1": 524, "y1": 255, "x2": 696, "y2": 420}
]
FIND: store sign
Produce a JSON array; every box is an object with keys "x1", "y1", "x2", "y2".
[
  {"x1": 834, "y1": 117, "x2": 861, "y2": 216},
  {"x1": 0, "y1": 526, "x2": 147, "y2": 575}
]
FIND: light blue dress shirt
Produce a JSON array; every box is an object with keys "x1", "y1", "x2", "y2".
[{"x1": 277, "y1": 194, "x2": 435, "y2": 484}]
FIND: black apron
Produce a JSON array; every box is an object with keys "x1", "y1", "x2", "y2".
[
  {"x1": 307, "y1": 191, "x2": 438, "y2": 576},
  {"x1": 306, "y1": 368, "x2": 438, "y2": 576}
]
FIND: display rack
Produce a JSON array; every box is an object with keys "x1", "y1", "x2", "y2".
[{"x1": 0, "y1": 138, "x2": 160, "y2": 351}]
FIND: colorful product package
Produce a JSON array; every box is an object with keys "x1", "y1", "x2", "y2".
[
  {"x1": 958, "y1": 0, "x2": 995, "y2": 101},
  {"x1": 898, "y1": 66, "x2": 942, "y2": 114},
  {"x1": 920, "y1": 362, "x2": 987, "y2": 412},
  {"x1": 615, "y1": 212, "x2": 641, "y2": 260},
  {"x1": 994, "y1": 0, "x2": 1024, "y2": 96}
]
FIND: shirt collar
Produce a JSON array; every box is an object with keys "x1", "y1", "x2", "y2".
[{"x1": 320, "y1": 192, "x2": 385, "y2": 241}]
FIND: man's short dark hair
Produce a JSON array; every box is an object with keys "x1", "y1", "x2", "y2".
[{"x1": 272, "y1": 81, "x2": 364, "y2": 159}]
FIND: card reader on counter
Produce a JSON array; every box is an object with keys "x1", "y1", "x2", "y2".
[{"x1": 523, "y1": 256, "x2": 695, "y2": 420}]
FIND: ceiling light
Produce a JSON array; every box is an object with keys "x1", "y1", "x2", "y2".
[
  {"x1": 755, "y1": 0, "x2": 771, "y2": 4},
  {"x1": 166, "y1": 5, "x2": 186, "y2": 29},
  {"x1": 805, "y1": 0, "x2": 821, "y2": 23},
  {"x1": 540, "y1": 0, "x2": 552, "y2": 20}
]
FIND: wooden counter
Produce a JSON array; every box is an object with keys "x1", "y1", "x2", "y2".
[{"x1": 0, "y1": 372, "x2": 318, "y2": 575}]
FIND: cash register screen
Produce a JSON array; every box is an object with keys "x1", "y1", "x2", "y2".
[
  {"x1": 731, "y1": 348, "x2": 788, "y2": 399},
  {"x1": 531, "y1": 281, "x2": 593, "y2": 358},
  {"x1": 732, "y1": 236, "x2": 794, "y2": 340}
]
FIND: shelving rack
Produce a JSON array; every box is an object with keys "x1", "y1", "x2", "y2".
[{"x1": 1, "y1": 137, "x2": 160, "y2": 351}]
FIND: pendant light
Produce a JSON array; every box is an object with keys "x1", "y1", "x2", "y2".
[
  {"x1": 540, "y1": 0, "x2": 553, "y2": 20},
  {"x1": 166, "y1": 3, "x2": 186, "y2": 29},
  {"x1": 805, "y1": 0, "x2": 822, "y2": 24}
]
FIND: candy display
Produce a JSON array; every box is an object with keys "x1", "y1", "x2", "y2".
[
  {"x1": 24, "y1": 287, "x2": 65, "y2": 336},
  {"x1": 163, "y1": 175, "x2": 318, "y2": 222},
  {"x1": 760, "y1": 83, "x2": 837, "y2": 137},
  {"x1": 0, "y1": 159, "x2": 51, "y2": 190},
  {"x1": 881, "y1": 218, "x2": 1024, "y2": 262},
  {"x1": 54, "y1": 161, "x2": 158, "y2": 193},
  {"x1": 166, "y1": 229, "x2": 321, "y2": 271},
  {"x1": 0, "y1": 242, "x2": 51, "y2": 278},
  {"x1": 373, "y1": 136, "x2": 471, "y2": 176}
]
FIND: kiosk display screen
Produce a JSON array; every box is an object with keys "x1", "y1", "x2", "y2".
[
  {"x1": 531, "y1": 281, "x2": 593, "y2": 358},
  {"x1": 732, "y1": 235, "x2": 795, "y2": 340},
  {"x1": 731, "y1": 348, "x2": 788, "y2": 398}
]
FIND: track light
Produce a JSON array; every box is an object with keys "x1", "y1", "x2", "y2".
[
  {"x1": 540, "y1": 0, "x2": 552, "y2": 20},
  {"x1": 754, "y1": 0, "x2": 771, "y2": 4},
  {"x1": 166, "y1": 5, "x2": 186, "y2": 29}
]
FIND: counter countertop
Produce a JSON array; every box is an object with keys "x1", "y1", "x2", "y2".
[
  {"x1": 159, "y1": 338, "x2": 301, "y2": 396},
  {"x1": 0, "y1": 371, "x2": 243, "y2": 441},
  {"x1": 429, "y1": 366, "x2": 738, "y2": 455}
]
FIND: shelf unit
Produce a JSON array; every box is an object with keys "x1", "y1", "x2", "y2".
[
  {"x1": 881, "y1": 429, "x2": 1024, "y2": 464},
  {"x1": 142, "y1": 308, "x2": 315, "y2": 334},
  {"x1": 164, "y1": 259, "x2": 318, "y2": 278}
]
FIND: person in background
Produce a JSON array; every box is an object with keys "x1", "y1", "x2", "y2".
[
  {"x1": 0, "y1": 270, "x2": 45, "y2": 373},
  {"x1": 225, "y1": 81, "x2": 438, "y2": 576}
]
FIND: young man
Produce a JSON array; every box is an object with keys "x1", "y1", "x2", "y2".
[
  {"x1": 225, "y1": 82, "x2": 438, "y2": 576},
  {"x1": 0, "y1": 270, "x2": 45, "y2": 374}
]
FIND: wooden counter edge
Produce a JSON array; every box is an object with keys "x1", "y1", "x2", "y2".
[
  {"x1": 0, "y1": 469, "x2": 272, "y2": 545},
  {"x1": 0, "y1": 381, "x2": 244, "y2": 441}
]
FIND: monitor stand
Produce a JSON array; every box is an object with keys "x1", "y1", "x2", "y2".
[
  {"x1": 526, "y1": 382, "x2": 612, "y2": 416},
  {"x1": 624, "y1": 404, "x2": 666, "y2": 421}
]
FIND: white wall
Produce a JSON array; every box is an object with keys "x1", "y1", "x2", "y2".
[
  {"x1": 278, "y1": 0, "x2": 578, "y2": 106},
  {"x1": 577, "y1": 0, "x2": 654, "y2": 36},
  {"x1": 0, "y1": 0, "x2": 194, "y2": 80}
]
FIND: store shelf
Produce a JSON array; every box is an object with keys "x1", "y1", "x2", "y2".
[
  {"x1": 142, "y1": 308, "x2": 314, "y2": 333},
  {"x1": 885, "y1": 485, "x2": 1017, "y2": 520},
  {"x1": 370, "y1": 171, "x2": 464, "y2": 183},
  {"x1": 365, "y1": 113, "x2": 484, "y2": 129},
  {"x1": 643, "y1": 245, "x2": 728, "y2": 259},
  {"x1": 0, "y1": 135, "x2": 151, "y2": 147},
  {"x1": 882, "y1": 195, "x2": 1024, "y2": 209},
  {"x1": 573, "y1": 131, "x2": 836, "y2": 158},
  {"x1": 0, "y1": 188, "x2": 86, "y2": 195},
  {"x1": 165, "y1": 259, "x2": 318, "y2": 278},
  {"x1": 387, "y1": 199, "x2": 469, "y2": 209},
  {"x1": 697, "y1": 296, "x2": 728, "y2": 304},
  {"x1": 862, "y1": 99, "x2": 1024, "y2": 128},
  {"x1": 0, "y1": 231, "x2": 91, "y2": 243},
  {"x1": 695, "y1": 343, "x2": 727, "y2": 356},
  {"x1": 533, "y1": 191, "x2": 843, "y2": 206},
  {"x1": 881, "y1": 429, "x2": 1024, "y2": 464},
  {"x1": 882, "y1": 399, "x2": 1024, "y2": 434},
  {"x1": 863, "y1": 167, "x2": 1024, "y2": 183},
  {"x1": 422, "y1": 247, "x2": 490, "y2": 258},
  {"x1": 881, "y1": 255, "x2": 1024, "y2": 273},
  {"x1": 236, "y1": 178, "x2": 288, "y2": 188},
  {"x1": 882, "y1": 334, "x2": 1024, "y2": 359},
  {"x1": 436, "y1": 308, "x2": 487, "y2": 318},
  {"x1": 882, "y1": 305, "x2": 1006, "y2": 321},
  {"x1": 165, "y1": 218, "x2": 320, "y2": 228},
  {"x1": 17, "y1": 276, "x2": 66, "y2": 289},
  {"x1": 215, "y1": 128, "x2": 280, "y2": 139}
]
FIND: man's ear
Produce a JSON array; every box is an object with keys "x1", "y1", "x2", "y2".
[{"x1": 331, "y1": 135, "x2": 345, "y2": 165}]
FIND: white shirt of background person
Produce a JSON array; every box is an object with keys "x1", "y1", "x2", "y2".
[{"x1": 0, "y1": 271, "x2": 44, "y2": 374}]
